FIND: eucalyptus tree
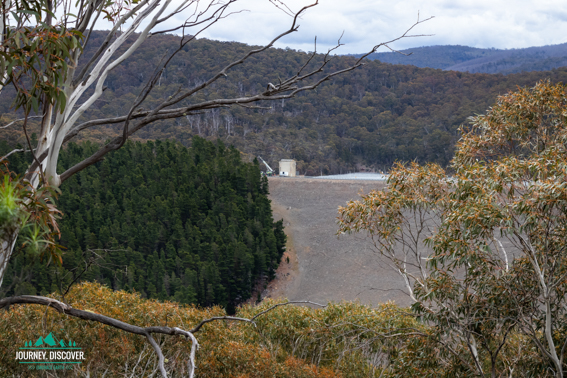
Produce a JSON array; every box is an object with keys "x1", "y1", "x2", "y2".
[
  {"x1": 0, "y1": 0, "x2": 431, "y2": 375},
  {"x1": 338, "y1": 81, "x2": 567, "y2": 377},
  {"x1": 0, "y1": 0, "x2": 432, "y2": 286}
]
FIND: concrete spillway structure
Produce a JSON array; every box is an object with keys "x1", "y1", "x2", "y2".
[{"x1": 307, "y1": 172, "x2": 388, "y2": 181}]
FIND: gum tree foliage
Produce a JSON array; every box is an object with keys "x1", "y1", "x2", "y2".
[
  {"x1": 0, "y1": 0, "x2": 431, "y2": 375},
  {"x1": 0, "y1": 164, "x2": 63, "y2": 279},
  {"x1": 0, "y1": 0, "x2": 81, "y2": 113},
  {"x1": 338, "y1": 81, "x2": 567, "y2": 377}
]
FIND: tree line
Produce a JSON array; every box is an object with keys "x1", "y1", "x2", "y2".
[{"x1": 4, "y1": 32, "x2": 567, "y2": 175}]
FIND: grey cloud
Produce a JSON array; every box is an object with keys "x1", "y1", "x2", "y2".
[{"x1": 156, "y1": 0, "x2": 567, "y2": 54}]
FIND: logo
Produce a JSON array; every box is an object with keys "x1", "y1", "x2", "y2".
[{"x1": 15, "y1": 332, "x2": 85, "y2": 371}]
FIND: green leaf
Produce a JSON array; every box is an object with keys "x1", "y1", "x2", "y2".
[
  {"x1": 31, "y1": 95, "x2": 39, "y2": 113},
  {"x1": 10, "y1": 11, "x2": 21, "y2": 24},
  {"x1": 6, "y1": 59, "x2": 17, "y2": 76},
  {"x1": 57, "y1": 91, "x2": 67, "y2": 113},
  {"x1": 18, "y1": 9, "x2": 40, "y2": 17},
  {"x1": 14, "y1": 32, "x2": 21, "y2": 49}
]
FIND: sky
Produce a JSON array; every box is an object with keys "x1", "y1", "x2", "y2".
[{"x1": 178, "y1": 0, "x2": 567, "y2": 54}]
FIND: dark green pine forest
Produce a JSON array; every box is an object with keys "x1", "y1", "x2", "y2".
[{"x1": 1, "y1": 138, "x2": 286, "y2": 312}]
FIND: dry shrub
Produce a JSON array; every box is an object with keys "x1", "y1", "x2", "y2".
[
  {"x1": 0, "y1": 283, "x2": 355, "y2": 377},
  {"x1": 238, "y1": 300, "x2": 423, "y2": 378}
]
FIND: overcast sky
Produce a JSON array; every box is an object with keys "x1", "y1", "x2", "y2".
[{"x1": 184, "y1": 0, "x2": 567, "y2": 54}]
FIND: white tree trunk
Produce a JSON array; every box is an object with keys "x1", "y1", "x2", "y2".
[{"x1": 0, "y1": 235, "x2": 18, "y2": 289}]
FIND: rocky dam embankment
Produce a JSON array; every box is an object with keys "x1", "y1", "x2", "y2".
[{"x1": 265, "y1": 177, "x2": 411, "y2": 307}]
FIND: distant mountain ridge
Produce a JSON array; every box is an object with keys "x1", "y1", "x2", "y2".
[
  {"x1": 4, "y1": 32, "x2": 567, "y2": 174},
  {"x1": 353, "y1": 43, "x2": 567, "y2": 74}
]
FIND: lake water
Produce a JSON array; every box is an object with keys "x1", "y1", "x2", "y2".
[{"x1": 306, "y1": 173, "x2": 388, "y2": 181}]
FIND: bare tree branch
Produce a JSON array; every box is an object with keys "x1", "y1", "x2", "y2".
[
  {"x1": 0, "y1": 115, "x2": 42, "y2": 129},
  {"x1": 15, "y1": 0, "x2": 431, "y2": 190},
  {"x1": 0, "y1": 148, "x2": 25, "y2": 162},
  {"x1": 0, "y1": 295, "x2": 326, "y2": 377},
  {"x1": 0, "y1": 295, "x2": 199, "y2": 377},
  {"x1": 190, "y1": 300, "x2": 326, "y2": 333}
]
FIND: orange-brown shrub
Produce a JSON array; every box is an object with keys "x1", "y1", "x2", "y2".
[{"x1": 0, "y1": 283, "x2": 344, "y2": 377}]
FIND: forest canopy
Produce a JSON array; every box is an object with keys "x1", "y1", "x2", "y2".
[
  {"x1": 1, "y1": 137, "x2": 286, "y2": 311},
  {"x1": 3, "y1": 32, "x2": 567, "y2": 174}
]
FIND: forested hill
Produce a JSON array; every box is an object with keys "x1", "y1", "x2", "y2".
[
  {"x1": 352, "y1": 45, "x2": 503, "y2": 70},
  {"x1": 1, "y1": 138, "x2": 286, "y2": 312},
  {"x1": 3, "y1": 32, "x2": 567, "y2": 174},
  {"x1": 356, "y1": 43, "x2": 567, "y2": 74}
]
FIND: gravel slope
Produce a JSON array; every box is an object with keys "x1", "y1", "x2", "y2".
[{"x1": 265, "y1": 177, "x2": 412, "y2": 307}]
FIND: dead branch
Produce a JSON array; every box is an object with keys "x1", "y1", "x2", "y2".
[
  {"x1": 0, "y1": 148, "x2": 25, "y2": 162},
  {"x1": 40, "y1": 5, "x2": 431, "y2": 185},
  {"x1": 0, "y1": 115, "x2": 42, "y2": 129},
  {"x1": 0, "y1": 295, "x2": 326, "y2": 377},
  {"x1": 0, "y1": 295, "x2": 199, "y2": 378},
  {"x1": 189, "y1": 300, "x2": 326, "y2": 333}
]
